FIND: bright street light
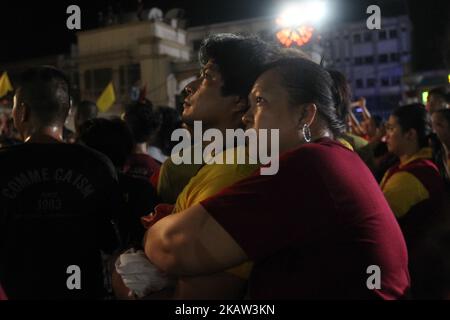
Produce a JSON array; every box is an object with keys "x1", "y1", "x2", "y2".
[{"x1": 276, "y1": 1, "x2": 327, "y2": 27}]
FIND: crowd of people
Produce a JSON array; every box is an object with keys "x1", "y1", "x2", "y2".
[{"x1": 0, "y1": 33, "x2": 449, "y2": 300}]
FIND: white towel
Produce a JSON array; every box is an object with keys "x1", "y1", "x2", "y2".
[{"x1": 115, "y1": 248, "x2": 173, "y2": 298}]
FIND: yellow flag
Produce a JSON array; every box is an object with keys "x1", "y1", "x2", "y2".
[
  {"x1": 96, "y1": 82, "x2": 116, "y2": 112},
  {"x1": 0, "y1": 72, "x2": 14, "y2": 97}
]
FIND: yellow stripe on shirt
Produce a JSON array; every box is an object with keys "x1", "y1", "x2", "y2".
[{"x1": 381, "y1": 171, "x2": 430, "y2": 218}]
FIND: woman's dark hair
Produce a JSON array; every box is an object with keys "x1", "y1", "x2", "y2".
[
  {"x1": 327, "y1": 69, "x2": 352, "y2": 126},
  {"x1": 78, "y1": 117, "x2": 134, "y2": 169},
  {"x1": 124, "y1": 99, "x2": 161, "y2": 143},
  {"x1": 262, "y1": 57, "x2": 346, "y2": 137},
  {"x1": 393, "y1": 104, "x2": 450, "y2": 185}
]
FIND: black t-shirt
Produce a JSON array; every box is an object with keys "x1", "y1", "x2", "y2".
[{"x1": 0, "y1": 142, "x2": 122, "y2": 299}]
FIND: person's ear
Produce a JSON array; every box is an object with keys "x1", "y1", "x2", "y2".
[
  {"x1": 405, "y1": 128, "x2": 417, "y2": 141},
  {"x1": 297, "y1": 103, "x2": 317, "y2": 128}
]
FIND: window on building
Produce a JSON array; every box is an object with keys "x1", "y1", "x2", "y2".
[
  {"x1": 127, "y1": 64, "x2": 141, "y2": 86},
  {"x1": 356, "y1": 79, "x2": 364, "y2": 89},
  {"x1": 193, "y1": 39, "x2": 202, "y2": 52},
  {"x1": 70, "y1": 71, "x2": 81, "y2": 102},
  {"x1": 379, "y1": 54, "x2": 388, "y2": 63},
  {"x1": 389, "y1": 29, "x2": 398, "y2": 38},
  {"x1": 84, "y1": 70, "x2": 92, "y2": 95},
  {"x1": 119, "y1": 64, "x2": 141, "y2": 97},
  {"x1": 364, "y1": 32, "x2": 372, "y2": 42},
  {"x1": 119, "y1": 67, "x2": 126, "y2": 95},
  {"x1": 84, "y1": 68, "x2": 113, "y2": 97},
  {"x1": 353, "y1": 33, "x2": 361, "y2": 43},
  {"x1": 390, "y1": 53, "x2": 400, "y2": 62},
  {"x1": 94, "y1": 68, "x2": 112, "y2": 94},
  {"x1": 379, "y1": 30, "x2": 387, "y2": 40},
  {"x1": 381, "y1": 77, "x2": 390, "y2": 86},
  {"x1": 367, "y1": 78, "x2": 376, "y2": 88},
  {"x1": 364, "y1": 56, "x2": 374, "y2": 64},
  {"x1": 391, "y1": 76, "x2": 401, "y2": 86},
  {"x1": 355, "y1": 57, "x2": 363, "y2": 65}
]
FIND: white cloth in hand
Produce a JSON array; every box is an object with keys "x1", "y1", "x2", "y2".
[{"x1": 115, "y1": 248, "x2": 173, "y2": 298}]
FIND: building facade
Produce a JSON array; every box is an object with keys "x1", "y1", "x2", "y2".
[
  {"x1": 4, "y1": 13, "x2": 430, "y2": 120},
  {"x1": 321, "y1": 15, "x2": 412, "y2": 118},
  {"x1": 76, "y1": 19, "x2": 190, "y2": 114}
]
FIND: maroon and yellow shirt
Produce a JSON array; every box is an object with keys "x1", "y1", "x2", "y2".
[
  {"x1": 381, "y1": 148, "x2": 445, "y2": 250},
  {"x1": 202, "y1": 138, "x2": 410, "y2": 299}
]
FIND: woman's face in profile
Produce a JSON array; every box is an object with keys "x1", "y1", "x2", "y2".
[
  {"x1": 245, "y1": 69, "x2": 302, "y2": 153},
  {"x1": 432, "y1": 112, "x2": 450, "y2": 146},
  {"x1": 385, "y1": 115, "x2": 406, "y2": 155}
]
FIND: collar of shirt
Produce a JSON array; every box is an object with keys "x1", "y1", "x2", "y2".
[
  {"x1": 399, "y1": 147, "x2": 433, "y2": 169},
  {"x1": 147, "y1": 146, "x2": 168, "y2": 163}
]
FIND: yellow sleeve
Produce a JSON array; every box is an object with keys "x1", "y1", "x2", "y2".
[
  {"x1": 174, "y1": 162, "x2": 259, "y2": 280},
  {"x1": 345, "y1": 133, "x2": 369, "y2": 151},
  {"x1": 174, "y1": 163, "x2": 259, "y2": 212},
  {"x1": 337, "y1": 138, "x2": 354, "y2": 151},
  {"x1": 157, "y1": 159, "x2": 203, "y2": 204},
  {"x1": 381, "y1": 171, "x2": 430, "y2": 218}
]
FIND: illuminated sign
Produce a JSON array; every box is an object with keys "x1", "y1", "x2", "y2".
[{"x1": 276, "y1": 26, "x2": 314, "y2": 47}]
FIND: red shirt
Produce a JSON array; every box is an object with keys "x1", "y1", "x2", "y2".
[
  {"x1": 124, "y1": 153, "x2": 160, "y2": 182},
  {"x1": 201, "y1": 138, "x2": 410, "y2": 299}
]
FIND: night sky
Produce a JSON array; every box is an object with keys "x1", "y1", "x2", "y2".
[{"x1": 1, "y1": 0, "x2": 448, "y2": 71}]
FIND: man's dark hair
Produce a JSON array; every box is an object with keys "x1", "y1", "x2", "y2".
[
  {"x1": 124, "y1": 99, "x2": 161, "y2": 143},
  {"x1": 18, "y1": 66, "x2": 70, "y2": 126},
  {"x1": 78, "y1": 117, "x2": 134, "y2": 169},
  {"x1": 198, "y1": 33, "x2": 279, "y2": 99}
]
